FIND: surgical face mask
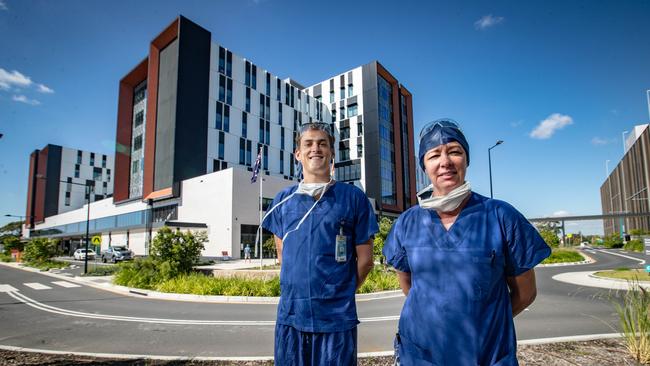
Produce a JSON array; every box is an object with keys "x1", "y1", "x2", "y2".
[
  {"x1": 417, "y1": 181, "x2": 471, "y2": 212},
  {"x1": 297, "y1": 180, "x2": 334, "y2": 197}
]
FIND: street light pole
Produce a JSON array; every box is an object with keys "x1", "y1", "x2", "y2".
[{"x1": 488, "y1": 140, "x2": 504, "y2": 199}]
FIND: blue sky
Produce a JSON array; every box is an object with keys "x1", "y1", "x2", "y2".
[{"x1": 1, "y1": 0, "x2": 649, "y2": 234}]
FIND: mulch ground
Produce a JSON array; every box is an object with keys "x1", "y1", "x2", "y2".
[{"x1": 0, "y1": 338, "x2": 641, "y2": 365}]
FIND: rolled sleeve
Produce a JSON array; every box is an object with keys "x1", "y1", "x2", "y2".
[{"x1": 503, "y1": 209, "x2": 551, "y2": 277}]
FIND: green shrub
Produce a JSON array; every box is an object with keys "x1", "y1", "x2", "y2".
[
  {"x1": 150, "y1": 227, "x2": 207, "y2": 277},
  {"x1": 0, "y1": 252, "x2": 14, "y2": 262},
  {"x1": 113, "y1": 257, "x2": 161, "y2": 289},
  {"x1": 541, "y1": 249, "x2": 584, "y2": 264},
  {"x1": 539, "y1": 229, "x2": 560, "y2": 248},
  {"x1": 22, "y1": 238, "x2": 59, "y2": 263},
  {"x1": 27, "y1": 260, "x2": 67, "y2": 271},
  {"x1": 83, "y1": 265, "x2": 119, "y2": 276},
  {"x1": 357, "y1": 267, "x2": 400, "y2": 294},
  {"x1": 614, "y1": 280, "x2": 650, "y2": 363},
  {"x1": 604, "y1": 234, "x2": 624, "y2": 249},
  {"x1": 624, "y1": 240, "x2": 644, "y2": 253},
  {"x1": 2, "y1": 236, "x2": 23, "y2": 254},
  {"x1": 156, "y1": 273, "x2": 281, "y2": 297}
]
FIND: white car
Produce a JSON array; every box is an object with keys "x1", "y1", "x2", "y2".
[{"x1": 73, "y1": 248, "x2": 96, "y2": 260}]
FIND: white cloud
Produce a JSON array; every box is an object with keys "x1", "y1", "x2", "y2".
[
  {"x1": 474, "y1": 14, "x2": 504, "y2": 30},
  {"x1": 36, "y1": 83, "x2": 54, "y2": 93},
  {"x1": 0, "y1": 68, "x2": 32, "y2": 90},
  {"x1": 551, "y1": 210, "x2": 570, "y2": 217},
  {"x1": 0, "y1": 1, "x2": 7, "y2": 10},
  {"x1": 529, "y1": 113, "x2": 573, "y2": 139},
  {"x1": 12, "y1": 94, "x2": 40, "y2": 105},
  {"x1": 591, "y1": 137, "x2": 615, "y2": 146}
]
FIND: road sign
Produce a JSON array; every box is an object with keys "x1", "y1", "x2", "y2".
[
  {"x1": 91, "y1": 236, "x2": 102, "y2": 245},
  {"x1": 646, "y1": 265, "x2": 650, "y2": 273}
]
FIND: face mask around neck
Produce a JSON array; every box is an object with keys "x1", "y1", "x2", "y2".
[
  {"x1": 417, "y1": 181, "x2": 471, "y2": 212},
  {"x1": 296, "y1": 179, "x2": 334, "y2": 197}
]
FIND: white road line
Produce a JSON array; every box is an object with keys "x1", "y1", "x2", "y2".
[
  {"x1": 0, "y1": 284, "x2": 18, "y2": 292},
  {"x1": 51, "y1": 281, "x2": 80, "y2": 288},
  {"x1": 594, "y1": 249, "x2": 645, "y2": 264},
  {"x1": 6, "y1": 290, "x2": 399, "y2": 326},
  {"x1": 23, "y1": 283, "x2": 52, "y2": 290}
]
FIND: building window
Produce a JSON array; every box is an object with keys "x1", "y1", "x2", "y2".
[
  {"x1": 265, "y1": 121, "x2": 270, "y2": 145},
  {"x1": 245, "y1": 61, "x2": 251, "y2": 87},
  {"x1": 330, "y1": 90, "x2": 335, "y2": 103},
  {"x1": 246, "y1": 140, "x2": 252, "y2": 166},
  {"x1": 242, "y1": 111, "x2": 248, "y2": 137},
  {"x1": 276, "y1": 79, "x2": 281, "y2": 101},
  {"x1": 65, "y1": 191, "x2": 71, "y2": 206},
  {"x1": 135, "y1": 111, "x2": 144, "y2": 127},
  {"x1": 259, "y1": 94, "x2": 265, "y2": 120},
  {"x1": 226, "y1": 50, "x2": 232, "y2": 77},
  {"x1": 218, "y1": 46, "x2": 225, "y2": 74},
  {"x1": 290, "y1": 153, "x2": 295, "y2": 177},
  {"x1": 348, "y1": 84, "x2": 354, "y2": 97},
  {"x1": 357, "y1": 144, "x2": 363, "y2": 158},
  {"x1": 219, "y1": 75, "x2": 226, "y2": 102},
  {"x1": 263, "y1": 145, "x2": 268, "y2": 170},
  {"x1": 340, "y1": 126, "x2": 350, "y2": 140},
  {"x1": 266, "y1": 72, "x2": 271, "y2": 96},
  {"x1": 239, "y1": 138, "x2": 245, "y2": 165},
  {"x1": 77, "y1": 150, "x2": 82, "y2": 165},
  {"x1": 339, "y1": 107, "x2": 345, "y2": 120},
  {"x1": 358, "y1": 122, "x2": 363, "y2": 135},
  {"x1": 224, "y1": 105, "x2": 230, "y2": 132},
  {"x1": 226, "y1": 78, "x2": 233, "y2": 105},
  {"x1": 245, "y1": 87, "x2": 251, "y2": 112},
  {"x1": 340, "y1": 87, "x2": 345, "y2": 100},
  {"x1": 90, "y1": 153, "x2": 95, "y2": 166},
  {"x1": 102, "y1": 155, "x2": 107, "y2": 168},
  {"x1": 290, "y1": 86, "x2": 295, "y2": 108},
  {"x1": 281, "y1": 127, "x2": 285, "y2": 150},
  {"x1": 278, "y1": 102, "x2": 283, "y2": 124},
  {"x1": 348, "y1": 104, "x2": 358, "y2": 118},
  {"x1": 285, "y1": 84, "x2": 290, "y2": 105},
  {"x1": 280, "y1": 150, "x2": 284, "y2": 174},
  {"x1": 107, "y1": 169, "x2": 111, "y2": 182},
  {"x1": 251, "y1": 64, "x2": 257, "y2": 90},
  {"x1": 218, "y1": 131, "x2": 225, "y2": 160},
  {"x1": 265, "y1": 96, "x2": 270, "y2": 122},
  {"x1": 259, "y1": 118, "x2": 264, "y2": 143},
  {"x1": 213, "y1": 159, "x2": 228, "y2": 172},
  {"x1": 133, "y1": 134, "x2": 143, "y2": 151},
  {"x1": 132, "y1": 160, "x2": 139, "y2": 174},
  {"x1": 93, "y1": 167, "x2": 102, "y2": 181},
  {"x1": 216, "y1": 101, "x2": 223, "y2": 130},
  {"x1": 340, "y1": 148, "x2": 350, "y2": 161}
]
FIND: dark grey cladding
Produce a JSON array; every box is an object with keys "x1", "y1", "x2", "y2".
[{"x1": 361, "y1": 61, "x2": 380, "y2": 208}]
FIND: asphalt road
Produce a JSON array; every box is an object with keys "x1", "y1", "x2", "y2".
[{"x1": 0, "y1": 248, "x2": 642, "y2": 357}]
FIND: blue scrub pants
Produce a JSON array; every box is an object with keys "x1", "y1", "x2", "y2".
[{"x1": 274, "y1": 323, "x2": 357, "y2": 366}]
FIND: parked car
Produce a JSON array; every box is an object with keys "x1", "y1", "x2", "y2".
[
  {"x1": 101, "y1": 246, "x2": 133, "y2": 263},
  {"x1": 73, "y1": 248, "x2": 96, "y2": 260}
]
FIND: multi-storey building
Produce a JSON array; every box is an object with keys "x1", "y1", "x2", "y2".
[
  {"x1": 600, "y1": 124, "x2": 650, "y2": 236},
  {"x1": 27, "y1": 15, "x2": 415, "y2": 258}
]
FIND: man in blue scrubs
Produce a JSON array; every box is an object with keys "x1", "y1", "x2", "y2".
[
  {"x1": 263, "y1": 123, "x2": 378, "y2": 366},
  {"x1": 383, "y1": 118, "x2": 550, "y2": 365}
]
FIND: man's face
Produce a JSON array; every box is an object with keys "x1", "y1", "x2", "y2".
[{"x1": 295, "y1": 129, "x2": 333, "y2": 180}]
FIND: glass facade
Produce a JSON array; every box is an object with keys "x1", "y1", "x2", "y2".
[
  {"x1": 378, "y1": 75, "x2": 396, "y2": 206},
  {"x1": 129, "y1": 80, "x2": 147, "y2": 199}
]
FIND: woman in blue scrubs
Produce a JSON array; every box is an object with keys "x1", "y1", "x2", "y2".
[{"x1": 383, "y1": 119, "x2": 551, "y2": 365}]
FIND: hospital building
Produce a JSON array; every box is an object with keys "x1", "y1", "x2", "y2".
[{"x1": 25, "y1": 15, "x2": 417, "y2": 259}]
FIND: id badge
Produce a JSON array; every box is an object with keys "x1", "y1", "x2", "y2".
[{"x1": 335, "y1": 235, "x2": 347, "y2": 262}]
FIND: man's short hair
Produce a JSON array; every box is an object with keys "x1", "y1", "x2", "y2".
[{"x1": 295, "y1": 123, "x2": 335, "y2": 149}]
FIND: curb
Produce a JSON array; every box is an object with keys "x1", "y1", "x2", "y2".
[
  {"x1": 537, "y1": 250, "x2": 594, "y2": 268},
  {"x1": 0, "y1": 261, "x2": 403, "y2": 304}
]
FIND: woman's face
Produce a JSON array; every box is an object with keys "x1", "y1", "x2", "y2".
[{"x1": 423, "y1": 141, "x2": 468, "y2": 196}]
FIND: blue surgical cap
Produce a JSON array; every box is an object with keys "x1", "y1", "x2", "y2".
[{"x1": 418, "y1": 118, "x2": 470, "y2": 171}]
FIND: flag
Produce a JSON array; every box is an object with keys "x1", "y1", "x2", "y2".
[{"x1": 251, "y1": 147, "x2": 262, "y2": 183}]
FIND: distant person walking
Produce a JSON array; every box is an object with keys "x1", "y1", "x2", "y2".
[
  {"x1": 244, "y1": 244, "x2": 251, "y2": 263},
  {"x1": 383, "y1": 118, "x2": 551, "y2": 365}
]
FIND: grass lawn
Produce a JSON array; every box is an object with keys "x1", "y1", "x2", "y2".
[
  {"x1": 594, "y1": 268, "x2": 650, "y2": 281},
  {"x1": 541, "y1": 248, "x2": 585, "y2": 264}
]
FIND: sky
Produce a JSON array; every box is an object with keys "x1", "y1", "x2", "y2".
[{"x1": 1, "y1": 0, "x2": 649, "y2": 234}]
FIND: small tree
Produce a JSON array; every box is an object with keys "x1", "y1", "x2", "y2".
[
  {"x1": 539, "y1": 229, "x2": 560, "y2": 248},
  {"x1": 22, "y1": 238, "x2": 59, "y2": 263},
  {"x1": 263, "y1": 237, "x2": 276, "y2": 258},
  {"x1": 2, "y1": 236, "x2": 23, "y2": 254},
  {"x1": 150, "y1": 226, "x2": 207, "y2": 277},
  {"x1": 373, "y1": 217, "x2": 394, "y2": 264}
]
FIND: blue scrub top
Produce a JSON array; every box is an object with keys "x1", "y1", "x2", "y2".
[
  {"x1": 383, "y1": 192, "x2": 550, "y2": 365},
  {"x1": 263, "y1": 182, "x2": 379, "y2": 333}
]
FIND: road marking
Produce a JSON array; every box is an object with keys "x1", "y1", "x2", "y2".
[
  {"x1": 6, "y1": 290, "x2": 400, "y2": 326},
  {"x1": 24, "y1": 283, "x2": 52, "y2": 290},
  {"x1": 595, "y1": 249, "x2": 645, "y2": 264},
  {"x1": 0, "y1": 284, "x2": 18, "y2": 292},
  {"x1": 51, "y1": 281, "x2": 81, "y2": 288}
]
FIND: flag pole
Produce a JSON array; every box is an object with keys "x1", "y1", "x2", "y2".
[{"x1": 258, "y1": 147, "x2": 264, "y2": 270}]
